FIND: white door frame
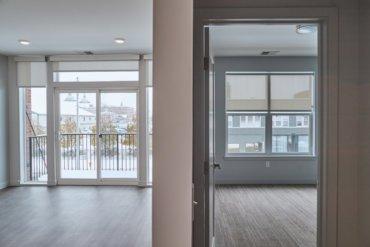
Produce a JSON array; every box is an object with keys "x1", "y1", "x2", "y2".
[
  {"x1": 54, "y1": 88, "x2": 140, "y2": 186},
  {"x1": 192, "y1": 7, "x2": 339, "y2": 247}
]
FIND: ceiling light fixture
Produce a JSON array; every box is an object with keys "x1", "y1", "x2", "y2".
[
  {"x1": 114, "y1": 38, "x2": 125, "y2": 44},
  {"x1": 296, "y1": 25, "x2": 317, "y2": 34},
  {"x1": 261, "y1": 51, "x2": 280, "y2": 56},
  {"x1": 18, "y1": 39, "x2": 30, "y2": 45}
]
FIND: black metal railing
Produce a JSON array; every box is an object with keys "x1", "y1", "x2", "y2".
[
  {"x1": 99, "y1": 133, "x2": 137, "y2": 172},
  {"x1": 29, "y1": 135, "x2": 47, "y2": 181},
  {"x1": 28, "y1": 133, "x2": 137, "y2": 181}
]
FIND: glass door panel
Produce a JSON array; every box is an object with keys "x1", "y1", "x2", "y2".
[
  {"x1": 59, "y1": 92, "x2": 97, "y2": 179},
  {"x1": 100, "y1": 92, "x2": 138, "y2": 179}
]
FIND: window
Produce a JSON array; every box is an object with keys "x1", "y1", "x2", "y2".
[
  {"x1": 226, "y1": 73, "x2": 314, "y2": 156},
  {"x1": 272, "y1": 136, "x2": 288, "y2": 153},
  {"x1": 146, "y1": 60, "x2": 153, "y2": 184},
  {"x1": 19, "y1": 87, "x2": 48, "y2": 183},
  {"x1": 228, "y1": 144, "x2": 240, "y2": 153},
  {"x1": 272, "y1": 115, "x2": 311, "y2": 153},
  {"x1": 270, "y1": 75, "x2": 313, "y2": 111},
  {"x1": 226, "y1": 74, "x2": 268, "y2": 111},
  {"x1": 227, "y1": 113, "x2": 266, "y2": 153}
]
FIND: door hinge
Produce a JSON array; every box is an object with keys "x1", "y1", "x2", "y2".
[{"x1": 204, "y1": 56, "x2": 209, "y2": 71}]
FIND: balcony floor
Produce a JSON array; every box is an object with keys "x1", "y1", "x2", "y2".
[{"x1": 0, "y1": 186, "x2": 151, "y2": 247}]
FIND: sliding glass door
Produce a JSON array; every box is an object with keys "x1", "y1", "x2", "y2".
[
  {"x1": 56, "y1": 90, "x2": 138, "y2": 183},
  {"x1": 100, "y1": 92, "x2": 138, "y2": 179},
  {"x1": 58, "y1": 92, "x2": 97, "y2": 179}
]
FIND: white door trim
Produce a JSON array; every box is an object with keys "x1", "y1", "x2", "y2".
[{"x1": 192, "y1": 7, "x2": 339, "y2": 247}]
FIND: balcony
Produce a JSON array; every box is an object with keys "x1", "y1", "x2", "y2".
[{"x1": 28, "y1": 133, "x2": 139, "y2": 181}]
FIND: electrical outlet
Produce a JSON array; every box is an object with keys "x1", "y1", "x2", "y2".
[{"x1": 266, "y1": 161, "x2": 271, "y2": 168}]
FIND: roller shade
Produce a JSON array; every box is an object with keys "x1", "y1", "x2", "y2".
[
  {"x1": 17, "y1": 62, "x2": 47, "y2": 87},
  {"x1": 226, "y1": 74, "x2": 268, "y2": 111},
  {"x1": 52, "y1": 61, "x2": 139, "y2": 71},
  {"x1": 270, "y1": 75, "x2": 313, "y2": 110},
  {"x1": 52, "y1": 61, "x2": 140, "y2": 82}
]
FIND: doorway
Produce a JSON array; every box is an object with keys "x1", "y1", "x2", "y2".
[
  {"x1": 214, "y1": 23, "x2": 319, "y2": 246},
  {"x1": 56, "y1": 90, "x2": 138, "y2": 184},
  {"x1": 193, "y1": 7, "x2": 339, "y2": 247}
]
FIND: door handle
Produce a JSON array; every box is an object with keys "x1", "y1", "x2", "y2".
[{"x1": 213, "y1": 163, "x2": 221, "y2": 170}]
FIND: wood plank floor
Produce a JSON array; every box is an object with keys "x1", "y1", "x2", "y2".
[
  {"x1": 0, "y1": 186, "x2": 151, "y2": 247},
  {"x1": 215, "y1": 185, "x2": 317, "y2": 247}
]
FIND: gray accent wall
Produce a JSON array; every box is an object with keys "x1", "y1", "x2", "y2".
[
  {"x1": 214, "y1": 56, "x2": 318, "y2": 184},
  {"x1": 359, "y1": 0, "x2": 370, "y2": 245},
  {"x1": 0, "y1": 55, "x2": 8, "y2": 189}
]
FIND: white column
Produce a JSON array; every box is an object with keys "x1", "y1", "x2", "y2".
[
  {"x1": 138, "y1": 56, "x2": 148, "y2": 186},
  {"x1": 153, "y1": 0, "x2": 193, "y2": 245},
  {"x1": 46, "y1": 59, "x2": 57, "y2": 186}
]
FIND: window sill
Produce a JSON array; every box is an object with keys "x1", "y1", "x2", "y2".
[{"x1": 223, "y1": 154, "x2": 316, "y2": 161}]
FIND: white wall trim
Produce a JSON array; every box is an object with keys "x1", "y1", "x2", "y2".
[{"x1": 0, "y1": 181, "x2": 9, "y2": 190}]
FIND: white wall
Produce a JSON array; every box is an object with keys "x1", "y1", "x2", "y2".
[
  {"x1": 358, "y1": 0, "x2": 370, "y2": 245},
  {"x1": 0, "y1": 55, "x2": 9, "y2": 189},
  {"x1": 153, "y1": 0, "x2": 193, "y2": 246}
]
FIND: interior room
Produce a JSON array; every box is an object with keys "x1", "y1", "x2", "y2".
[
  {"x1": 0, "y1": 0, "x2": 152, "y2": 246},
  {"x1": 0, "y1": 0, "x2": 369, "y2": 247},
  {"x1": 209, "y1": 24, "x2": 318, "y2": 247}
]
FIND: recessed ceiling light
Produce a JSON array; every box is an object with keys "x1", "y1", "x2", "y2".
[
  {"x1": 296, "y1": 25, "x2": 317, "y2": 34},
  {"x1": 114, "y1": 38, "x2": 125, "y2": 44},
  {"x1": 18, "y1": 39, "x2": 30, "y2": 45}
]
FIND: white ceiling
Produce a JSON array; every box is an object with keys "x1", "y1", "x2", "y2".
[
  {"x1": 210, "y1": 24, "x2": 318, "y2": 57},
  {"x1": 0, "y1": 0, "x2": 153, "y2": 55}
]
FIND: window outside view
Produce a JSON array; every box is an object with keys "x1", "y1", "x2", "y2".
[
  {"x1": 58, "y1": 92, "x2": 138, "y2": 179},
  {"x1": 20, "y1": 87, "x2": 47, "y2": 182}
]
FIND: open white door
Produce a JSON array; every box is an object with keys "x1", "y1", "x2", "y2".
[{"x1": 204, "y1": 27, "x2": 218, "y2": 247}]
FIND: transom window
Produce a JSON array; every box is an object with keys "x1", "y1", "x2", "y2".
[{"x1": 226, "y1": 73, "x2": 315, "y2": 155}]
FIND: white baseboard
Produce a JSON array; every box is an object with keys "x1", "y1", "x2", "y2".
[{"x1": 0, "y1": 181, "x2": 9, "y2": 190}]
